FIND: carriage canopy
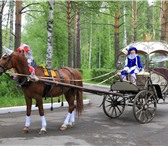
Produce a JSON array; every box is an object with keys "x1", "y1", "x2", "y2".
[
  {"x1": 120, "y1": 41, "x2": 168, "y2": 55},
  {"x1": 118, "y1": 41, "x2": 168, "y2": 69}
]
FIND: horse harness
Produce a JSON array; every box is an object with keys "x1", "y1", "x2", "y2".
[
  {"x1": 41, "y1": 67, "x2": 76, "y2": 110},
  {"x1": 43, "y1": 67, "x2": 76, "y2": 97}
]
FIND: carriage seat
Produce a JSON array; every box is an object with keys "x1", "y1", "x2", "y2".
[{"x1": 116, "y1": 70, "x2": 150, "y2": 89}]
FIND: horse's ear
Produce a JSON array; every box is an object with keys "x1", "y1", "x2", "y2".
[{"x1": 3, "y1": 46, "x2": 13, "y2": 55}]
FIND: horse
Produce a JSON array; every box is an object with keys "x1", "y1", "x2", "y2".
[{"x1": 0, "y1": 50, "x2": 83, "y2": 134}]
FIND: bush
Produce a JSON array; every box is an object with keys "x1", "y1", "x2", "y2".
[
  {"x1": 0, "y1": 74, "x2": 25, "y2": 107},
  {"x1": 91, "y1": 68, "x2": 117, "y2": 84},
  {"x1": 0, "y1": 74, "x2": 23, "y2": 97}
]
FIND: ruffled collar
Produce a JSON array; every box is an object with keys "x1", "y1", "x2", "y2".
[{"x1": 128, "y1": 54, "x2": 137, "y2": 59}]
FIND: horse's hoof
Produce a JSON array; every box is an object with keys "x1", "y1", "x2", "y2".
[
  {"x1": 23, "y1": 127, "x2": 29, "y2": 133},
  {"x1": 39, "y1": 128, "x2": 47, "y2": 135},
  {"x1": 67, "y1": 122, "x2": 74, "y2": 128},
  {"x1": 60, "y1": 124, "x2": 67, "y2": 131}
]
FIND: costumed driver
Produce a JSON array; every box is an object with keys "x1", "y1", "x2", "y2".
[{"x1": 121, "y1": 46, "x2": 143, "y2": 85}]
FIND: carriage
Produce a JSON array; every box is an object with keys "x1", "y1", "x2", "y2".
[{"x1": 102, "y1": 41, "x2": 168, "y2": 123}]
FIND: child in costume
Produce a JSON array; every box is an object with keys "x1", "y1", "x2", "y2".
[
  {"x1": 121, "y1": 47, "x2": 143, "y2": 85},
  {"x1": 17, "y1": 44, "x2": 38, "y2": 80}
]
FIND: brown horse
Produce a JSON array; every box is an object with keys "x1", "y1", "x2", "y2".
[{"x1": 0, "y1": 50, "x2": 83, "y2": 134}]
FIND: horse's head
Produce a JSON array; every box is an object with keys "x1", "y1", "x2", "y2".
[
  {"x1": 0, "y1": 47, "x2": 14, "y2": 75},
  {"x1": 0, "y1": 54, "x2": 13, "y2": 75}
]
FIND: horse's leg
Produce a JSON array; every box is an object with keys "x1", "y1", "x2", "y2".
[
  {"x1": 23, "y1": 97, "x2": 32, "y2": 133},
  {"x1": 60, "y1": 91, "x2": 75, "y2": 131},
  {"x1": 36, "y1": 97, "x2": 47, "y2": 134}
]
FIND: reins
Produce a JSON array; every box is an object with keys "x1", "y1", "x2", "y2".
[{"x1": 6, "y1": 70, "x2": 118, "y2": 85}]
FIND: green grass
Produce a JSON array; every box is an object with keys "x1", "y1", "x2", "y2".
[
  {"x1": 0, "y1": 95, "x2": 25, "y2": 108},
  {"x1": 0, "y1": 94, "x2": 88, "y2": 108}
]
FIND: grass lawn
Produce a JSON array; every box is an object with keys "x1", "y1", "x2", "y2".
[{"x1": 0, "y1": 93, "x2": 88, "y2": 108}]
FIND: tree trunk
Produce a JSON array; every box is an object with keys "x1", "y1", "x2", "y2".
[
  {"x1": 123, "y1": 3, "x2": 127, "y2": 47},
  {"x1": 74, "y1": 9, "x2": 80, "y2": 68},
  {"x1": 114, "y1": 11, "x2": 120, "y2": 67},
  {"x1": 160, "y1": 0, "x2": 167, "y2": 41},
  {"x1": 46, "y1": 0, "x2": 55, "y2": 69},
  {"x1": 166, "y1": 2, "x2": 168, "y2": 43},
  {"x1": 89, "y1": 15, "x2": 92, "y2": 69},
  {"x1": 15, "y1": 0, "x2": 22, "y2": 50},
  {"x1": 133, "y1": 1, "x2": 137, "y2": 41},
  {"x1": 9, "y1": 0, "x2": 14, "y2": 50},
  {"x1": 67, "y1": 0, "x2": 72, "y2": 67},
  {"x1": 108, "y1": 19, "x2": 111, "y2": 65},
  {"x1": 0, "y1": 1, "x2": 6, "y2": 57}
]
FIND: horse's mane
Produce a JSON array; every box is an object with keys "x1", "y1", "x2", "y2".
[
  {"x1": 13, "y1": 52, "x2": 28, "y2": 65},
  {"x1": 13, "y1": 52, "x2": 45, "y2": 70},
  {"x1": 12, "y1": 52, "x2": 31, "y2": 74}
]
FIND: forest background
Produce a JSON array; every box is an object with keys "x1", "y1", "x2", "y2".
[{"x1": 0, "y1": 0, "x2": 168, "y2": 107}]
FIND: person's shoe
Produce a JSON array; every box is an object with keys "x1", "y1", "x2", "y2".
[{"x1": 29, "y1": 74, "x2": 39, "y2": 81}]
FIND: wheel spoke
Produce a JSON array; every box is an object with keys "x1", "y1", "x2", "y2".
[
  {"x1": 111, "y1": 106, "x2": 116, "y2": 117},
  {"x1": 145, "y1": 109, "x2": 153, "y2": 119},
  {"x1": 144, "y1": 110, "x2": 149, "y2": 122},
  {"x1": 138, "y1": 110, "x2": 143, "y2": 121},
  {"x1": 135, "y1": 108, "x2": 143, "y2": 115},
  {"x1": 116, "y1": 105, "x2": 122, "y2": 115}
]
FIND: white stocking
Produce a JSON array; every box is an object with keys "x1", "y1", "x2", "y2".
[
  {"x1": 63, "y1": 112, "x2": 71, "y2": 125},
  {"x1": 25, "y1": 116, "x2": 30, "y2": 127},
  {"x1": 70, "y1": 111, "x2": 75, "y2": 123},
  {"x1": 41, "y1": 116, "x2": 47, "y2": 128}
]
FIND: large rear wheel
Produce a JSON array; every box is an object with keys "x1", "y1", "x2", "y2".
[
  {"x1": 133, "y1": 90, "x2": 157, "y2": 124},
  {"x1": 103, "y1": 94, "x2": 125, "y2": 118}
]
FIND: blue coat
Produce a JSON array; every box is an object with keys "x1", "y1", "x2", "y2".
[{"x1": 121, "y1": 54, "x2": 142, "y2": 75}]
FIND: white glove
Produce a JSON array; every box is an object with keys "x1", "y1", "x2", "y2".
[{"x1": 27, "y1": 58, "x2": 32, "y2": 64}]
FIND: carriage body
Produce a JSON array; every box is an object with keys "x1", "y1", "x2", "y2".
[{"x1": 103, "y1": 41, "x2": 168, "y2": 123}]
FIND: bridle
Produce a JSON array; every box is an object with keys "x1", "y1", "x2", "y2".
[{"x1": 0, "y1": 54, "x2": 12, "y2": 74}]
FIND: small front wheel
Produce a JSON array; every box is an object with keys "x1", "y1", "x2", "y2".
[
  {"x1": 133, "y1": 90, "x2": 157, "y2": 124},
  {"x1": 103, "y1": 94, "x2": 125, "y2": 118}
]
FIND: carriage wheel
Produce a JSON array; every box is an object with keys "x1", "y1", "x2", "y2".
[
  {"x1": 103, "y1": 94, "x2": 125, "y2": 118},
  {"x1": 133, "y1": 90, "x2": 157, "y2": 124}
]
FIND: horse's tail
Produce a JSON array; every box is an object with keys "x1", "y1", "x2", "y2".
[
  {"x1": 76, "y1": 83, "x2": 84, "y2": 116},
  {"x1": 65, "y1": 67, "x2": 84, "y2": 115}
]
